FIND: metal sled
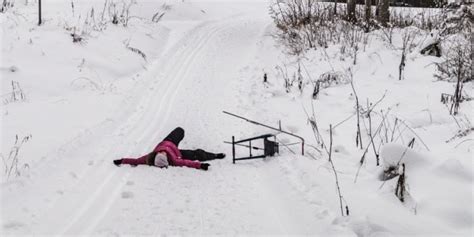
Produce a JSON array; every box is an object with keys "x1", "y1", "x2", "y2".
[{"x1": 231, "y1": 134, "x2": 279, "y2": 164}]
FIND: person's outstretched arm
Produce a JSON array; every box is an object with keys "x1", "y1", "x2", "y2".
[{"x1": 117, "y1": 153, "x2": 153, "y2": 166}]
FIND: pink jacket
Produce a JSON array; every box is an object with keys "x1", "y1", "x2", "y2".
[
  {"x1": 121, "y1": 141, "x2": 201, "y2": 169},
  {"x1": 153, "y1": 141, "x2": 201, "y2": 169}
]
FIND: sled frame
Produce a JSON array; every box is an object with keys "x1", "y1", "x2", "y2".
[{"x1": 231, "y1": 134, "x2": 279, "y2": 164}]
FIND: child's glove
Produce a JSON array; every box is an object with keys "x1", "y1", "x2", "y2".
[{"x1": 200, "y1": 163, "x2": 210, "y2": 171}]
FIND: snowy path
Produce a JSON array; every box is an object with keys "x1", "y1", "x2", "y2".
[{"x1": 2, "y1": 12, "x2": 330, "y2": 235}]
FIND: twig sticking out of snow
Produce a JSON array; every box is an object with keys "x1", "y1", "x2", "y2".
[
  {"x1": 395, "y1": 163, "x2": 406, "y2": 202},
  {"x1": 127, "y1": 46, "x2": 147, "y2": 61},
  {"x1": 303, "y1": 101, "x2": 326, "y2": 154},
  {"x1": 446, "y1": 127, "x2": 474, "y2": 143},
  {"x1": 328, "y1": 124, "x2": 349, "y2": 216},
  {"x1": 398, "y1": 28, "x2": 418, "y2": 80},
  {"x1": 354, "y1": 109, "x2": 391, "y2": 183},
  {"x1": 391, "y1": 116, "x2": 430, "y2": 151},
  {"x1": 303, "y1": 105, "x2": 349, "y2": 215},
  {"x1": 349, "y1": 69, "x2": 363, "y2": 150},
  {"x1": 454, "y1": 139, "x2": 474, "y2": 149},
  {"x1": 367, "y1": 108, "x2": 380, "y2": 166}
]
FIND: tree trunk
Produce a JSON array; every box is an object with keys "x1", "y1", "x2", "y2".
[
  {"x1": 365, "y1": 0, "x2": 371, "y2": 23},
  {"x1": 377, "y1": 0, "x2": 389, "y2": 26},
  {"x1": 347, "y1": 0, "x2": 356, "y2": 22},
  {"x1": 38, "y1": 0, "x2": 42, "y2": 25}
]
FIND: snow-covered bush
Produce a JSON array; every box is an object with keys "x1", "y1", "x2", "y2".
[
  {"x1": 379, "y1": 142, "x2": 429, "y2": 202},
  {"x1": 434, "y1": 4, "x2": 472, "y2": 115},
  {"x1": 398, "y1": 27, "x2": 419, "y2": 80},
  {"x1": 439, "y1": 3, "x2": 473, "y2": 36},
  {"x1": 269, "y1": 1, "x2": 345, "y2": 55},
  {"x1": 435, "y1": 42, "x2": 471, "y2": 115},
  {"x1": 436, "y1": 36, "x2": 472, "y2": 82},
  {"x1": 389, "y1": 8, "x2": 444, "y2": 30},
  {"x1": 435, "y1": 3, "x2": 472, "y2": 81}
]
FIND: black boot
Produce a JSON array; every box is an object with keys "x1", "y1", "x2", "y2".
[
  {"x1": 215, "y1": 153, "x2": 226, "y2": 159},
  {"x1": 113, "y1": 159, "x2": 122, "y2": 166}
]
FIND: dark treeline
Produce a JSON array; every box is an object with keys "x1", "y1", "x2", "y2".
[{"x1": 321, "y1": 0, "x2": 447, "y2": 8}]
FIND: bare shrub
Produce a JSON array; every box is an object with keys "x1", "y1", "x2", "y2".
[
  {"x1": 436, "y1": 37, "x2": 472, "y2": 115},
  {"x1": 152, "y1": 3, "x2": 171, "y2": 23},
  {"x1": 341, "y1": 23, "x2": 363, "y2": 64},
  {"x1": 275, "y1": 64, "x2": 296, "y2": 93},
  {"x1": 64, "y1": 8, "x2": 100, "y2": 43},
  {"x1": 270, "y1": 1, "x2": 342, "y2": 55},
  {"x1": 1, "y1": 135, "x2": 32, "y2": 179},
  {"x1": 439, "y1": 4, "x2": 473, "y2": 36},
  {"x1": 390, "y1": 8, "x2": 443, "y2": 31},
  {"x1": 2, "y1": 81, "x2": 26, "y2": 105},
  {"x1": 109, "y1": 0, "x2": 136, "y2": 27},
  {"x1": 318, "y1": 71, "x2": 349, "y2": 88},
  {"x1": 0, "y1": 0, "x2": 14, "y2": 13},
  {"x1": 64, "y1": 0, "x2": 139, "y2": 43},
  {"x1": 398, "y1": 28, "x2": 418, "y2": 80},
  {"x1": 379, "y1": 23, "x2": 395, "y2": 45},
  {"x1": 311, "y1": 71, "x2": 350, "y2": 99}
]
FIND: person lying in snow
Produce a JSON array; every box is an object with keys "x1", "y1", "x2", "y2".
[{"x1": 113, "y1": 127, "x2": 225, "y2": 170}]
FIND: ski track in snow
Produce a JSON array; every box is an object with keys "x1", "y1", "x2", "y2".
[
  {"x1": 1, "y1": 13, "x2": 335, "y2": 236},
  {"x1": 64, "y1": 17, "x2": 243, "y2": 235}
]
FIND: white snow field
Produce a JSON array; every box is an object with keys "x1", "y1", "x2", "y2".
[{"x1": 1, "y1": 0, "x2": 473, "y2": 236}]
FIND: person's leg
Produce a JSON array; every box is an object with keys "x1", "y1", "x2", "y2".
[
  {"x1": 180, "y1": 149, "x2": 225, "y2": 161},
  {"x1": 162, "y1": 127, "x2": 185, "y2": 147}
]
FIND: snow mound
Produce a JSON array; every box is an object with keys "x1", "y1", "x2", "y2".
[{"x1": 380, "y1": 143, "x2": 428, "y2": 172}]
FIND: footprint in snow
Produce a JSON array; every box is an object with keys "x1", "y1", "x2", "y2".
[
  {"x1": 126, "y1": 181, "x2": 134, "y2": 186},
  {"x1": 121, "y1": 191, "x2": 134, "y2": 199},
  {"x1": 334, "y1": 145, "x2": 348, "y2": 155},
  {"x1": 316, "y1": 209, "x2": 329, "y2": 219},
  {"x1": 69, "y1": 172, "x2": 78, "y2": 179},
  {"x1": 3, "y1": 221, "x2": 25, "y2": 230}
]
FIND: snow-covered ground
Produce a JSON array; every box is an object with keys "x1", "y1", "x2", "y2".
[{"x1": 1, "y1": 0, "x2": 472, "y2": 236}]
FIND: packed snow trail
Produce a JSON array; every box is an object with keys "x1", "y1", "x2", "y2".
[{"x1": 1, "y1": 9, "x2": 334, "y2": 236}]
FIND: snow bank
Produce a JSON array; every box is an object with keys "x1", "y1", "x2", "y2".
[{"x1": 380, "y1": 143, "x2": 428, "y2": 171}]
